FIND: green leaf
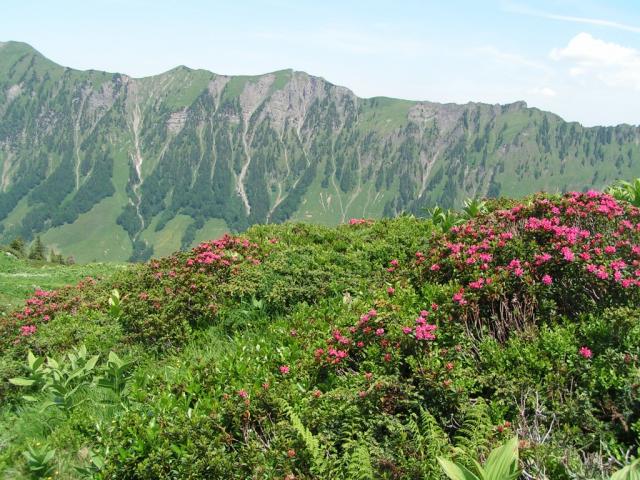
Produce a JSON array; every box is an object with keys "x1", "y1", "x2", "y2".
[
  {"x1": 611, "y1": 459, "x2": 640, "y2": 480},
  {"x1": 85, "y1": 355, "x2": 100, "y2": 371},
  {"x1": 438, "y1": 458, "x2": 482, "y2": 480},
  {"x1": 9, "y1": 377, "x2": 35, "y2": 386},
  {"x1": 484, "y1": 436, "x2": 519, "y2": 479},
  {"x1": 27, "y1": 350, "x2": 37, "y2": 369}
]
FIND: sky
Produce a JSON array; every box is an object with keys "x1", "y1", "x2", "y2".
[{"x1": 1, "y1": 0, "x2": 640, "y2": 127}]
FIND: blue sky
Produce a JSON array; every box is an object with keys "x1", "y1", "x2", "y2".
[{"x1": 2, "y1": 0, "x2": 639, "y2": 126}]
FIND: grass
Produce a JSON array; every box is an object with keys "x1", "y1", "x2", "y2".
[
  {"x1": 139, "y1": 214, "x2": 193, "y2": 258},
  {"x1": 0, "y1": 252, "x2": 124, "y2": 312}
]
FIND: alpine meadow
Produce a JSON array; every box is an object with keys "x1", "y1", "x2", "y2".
[{"x1": 1, "y1": 1, "x2": 640, "y2": 478}]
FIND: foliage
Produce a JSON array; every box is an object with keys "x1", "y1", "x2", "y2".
[
  {"x1": 607, "y1": 179, "x2": 640, "y2": 208},
  {"x1": 438, "y1": 436, "x2": 520, "y2": 480},
  {"x1": 21, "y1": 444, "x2": 56, "y2": 479},
  {"x1": 0, "y1": 191, "x2": 638, "y2": 478}
]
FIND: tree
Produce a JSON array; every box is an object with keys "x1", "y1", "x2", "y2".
[
  {"x1": 9, "y1": 237, "x2": 25, "y2": 256},
  {"x1": 28, "y1": 236, "x2": 47, "y2": 261}
]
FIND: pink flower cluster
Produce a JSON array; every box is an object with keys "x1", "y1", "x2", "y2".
[
  {"x1": 402, "y1": 305, "x2": 438, "y2": 340},
  {"x1": 348, "y1": 218, "x2": 373, "y2": 226},
  {"x1": 419, "y1": 192, "x2": 640, "y2": 318}
]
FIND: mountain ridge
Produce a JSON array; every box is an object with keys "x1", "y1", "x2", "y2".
[{"x1": 1, "y1": 40, "x2": 639, "y2": 262}]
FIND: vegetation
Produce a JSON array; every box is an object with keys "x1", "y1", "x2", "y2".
[
  {"x1": 0, "y1": 187, "x2": 638, "y2": 478},
  {"x1": 0, "y1": 240, "x2": 120, "y2": 315}
]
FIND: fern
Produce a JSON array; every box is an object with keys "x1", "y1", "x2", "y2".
[
  {"x1": 454, "y1": 399, "x2": 494, "y2": 467},
  {"x1": 346, "y1": 440, "x2": 374, "y2": 480},
  {"x1": 280, "y1": 400, "x2": 328, "y2": 475},
  {"x1": 406, "y1": 408, "x2": 452, "y2": 477}
]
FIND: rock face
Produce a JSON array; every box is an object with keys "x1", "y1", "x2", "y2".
[{"x1": 1, "y1": 41, "x2": 640, "y2": 261}]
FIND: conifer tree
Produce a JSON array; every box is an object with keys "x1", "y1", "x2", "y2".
[
  {"x1": 28, "y1": 236, "x2": 47, "y2": 261},
  {"x1": 9, "y1": 237, "x2": 25, "y2": 257}
]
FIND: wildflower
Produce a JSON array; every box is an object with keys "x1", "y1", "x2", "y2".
[
  {"x1": 262, "y1": 382, "x2": 270, "y2": 390},
  {"x1": 312, "y1": 389, "x2": 322, "y2": 398},
  {"x1": 390, "y1": 259, "x2": 399, "y2": 267},
  {"x1": 579, "y1": 346, "x2": 593, "y2": 359},
  {"x1": 542, "y1": 274, "x2": 553, "y2": 285},
  {"x1": 237, "y1": 389, "x2": 249, "y2": 399},
  {"x1": 358, "y1": 391, "x2": 367, "y2": 398},
  {"x1": 375, "y1": 328, "x2": 385, "y2": 336},
  {"x1": 287, "y1": 449, "x2": 296, "y2": 458},
  {"x1": 415, "y1": 323, "x2": 437, "y2": 340},
  {"x1": 20, "y1": 325, "x2": 36, "y2": 336},
  {"x1": 452, "y1": 290, "x2": 467, "y2": 305},
  {"x1": 445, "y1": 362, "x2": 454, "y2": 371},
  {"x1": 387, "y1": 286, "x2": 395, "y2": 295},
  {"x1": 561, "y1": 247, "x2": 575, "y2": 262},
  {"x1": 402, "y1": 327, "x2": 413, "y2": 335},
  {"x1": 279, "y1": 365, "x2": 290, "y2": 375},
  {"x1": 430, "y1": 264, "x2": 441, "y2": 271}
]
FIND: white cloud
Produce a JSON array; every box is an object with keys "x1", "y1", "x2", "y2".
[{"x1": 550, "y1": 33, "x2": 640, "y2": 89}]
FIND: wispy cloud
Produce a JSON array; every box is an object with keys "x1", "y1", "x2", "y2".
[
  {"x1": 550, "y1": 33, "x2": 640, "y2": 89},
  {"x1": 505, "y1": 2, "x2": 640, "y2": 34}
]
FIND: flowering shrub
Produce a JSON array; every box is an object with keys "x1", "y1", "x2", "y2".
[
  {"x1": 414, "y1": 192, "x2": 640, "y2": 339},
  {"x1": 1, "y1": 196, "x2": 638, "y2": 478},
  {"x1": 115, "y1": 234, "x2": 263, "y2": 348}
]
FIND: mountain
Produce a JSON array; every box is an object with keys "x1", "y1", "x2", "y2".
[{"x1": 1, "y1": 40, "x2": 639, "y2": 262}]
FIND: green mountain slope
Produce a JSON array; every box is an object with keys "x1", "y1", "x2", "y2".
[{"x1": 1, "y1": 41, "x2": 639, "y2": 261}]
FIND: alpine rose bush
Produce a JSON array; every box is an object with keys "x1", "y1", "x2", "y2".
[{"x1": 413, "y1": 192, "x2": 640, "y2": 339}]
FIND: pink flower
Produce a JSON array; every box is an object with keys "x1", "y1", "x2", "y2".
[
  {"x1": 402, "y1": 327, "x2": 413, "y2": 334},
  {"x1": 390, "y1": 259, "x2": 399, "y2": 267},
  {"x1": 20, "y1": 325, "x2": 36, "y2": 336},
  {"x1": 579, "y1": 346, "x2": 592, "y2": 359},
  {"x1": 279, "y1": 365, "x2": 290, "y2": 375},
  {"x1": 387, "y1": 287, "x2": 395, "y2": 296},
  {"x1": 237, "y1": 389, "x2": 249, "y2": 399},
  {"x1": 604, "y1": 245, "x2": 617, "y2": 254},
  {"x1": 415, "y1": 323, "x2": 437, "y2": 340},
  {"x1": 542, "y1": 274, "x2": 553, "y2": 285},
  {"x1": 452, "y1": 290, "x2": 467, "y2": 305},
  {"x1": 430, "y1": 264, "x2": 441, "y2": 272},
  {"x1": 375, "y1": 328, "x2": 385, "y2": 336},
  {"x1": 561, "y1": 247, "x2": 575, "y2": 262}
]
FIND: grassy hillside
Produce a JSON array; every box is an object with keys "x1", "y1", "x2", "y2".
[
  {"x1": 0, "y1": 252, "x2": 122, "y2": 312},
  {"x1": 0, "y1": 190, "x2": 639, "y2": 478}
]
